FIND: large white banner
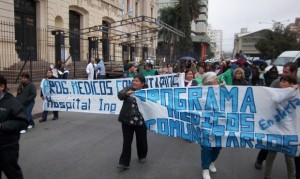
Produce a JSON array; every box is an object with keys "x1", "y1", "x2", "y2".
[
  {"x1": 134, "y1": 86, "x2": 300, "y2": 156},
  {"x1": 41, "y1": 75, "x2": 300, "y2": 156},
  {"x1": 41, "y1": 73, "x2": 184, "y2": 114}
]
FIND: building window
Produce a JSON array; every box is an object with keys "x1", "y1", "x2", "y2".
[
  {"x1": 69, "y1": 10, "x2": 81, "y2": 61},
  {"x1": 102, "y1": 21, "x2": 110, "y2": 62},
  {"x1": 127, "y1": 0, "x2": 132, "y2": 15},
  {"x1": 14, "y1": 0, "x2": 37, "y2": 61},
  {"x1": 135, "y1": 2, "x2": 138, "y2": 17},
  {"x1": 151, "y1": 7, "x2": 153, "y2": 18}
]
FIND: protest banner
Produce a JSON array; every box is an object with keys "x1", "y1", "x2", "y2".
[
  {"x1": 134, "y1": 86, "x2": 300, "y2": 156},
  {"x1": 41, "y1": 74, "x2": 300, "y2": 156},
  {"x1": 41, "y1": 73, "x2": 184, "y2": 114}
]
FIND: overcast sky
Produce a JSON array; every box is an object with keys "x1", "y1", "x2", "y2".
[{"x1": 208, "y1": 0, "x2": 300, "y2": 52}]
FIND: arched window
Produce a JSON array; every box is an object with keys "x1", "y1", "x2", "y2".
[{"x1": 14, "y1": 0, "x2": 37, "y2": 61}]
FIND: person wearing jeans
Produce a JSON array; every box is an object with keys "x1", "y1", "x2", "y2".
[
  {"x1": 16, "y1": 72, "x2": 37, "y2": 133},
  {"x1": 25, "y1": 101, "x2": 35, "y2": 127},
  {"x1": 200, "y1": 72, "x2": 223, "y2": 179}
]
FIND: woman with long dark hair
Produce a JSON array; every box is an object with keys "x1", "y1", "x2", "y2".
[{"x1": 117, "y1": 74, "x2": 148, "y2": 170}]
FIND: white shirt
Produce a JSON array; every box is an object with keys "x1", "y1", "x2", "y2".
[{"x1": 86, "y1": 63, "x2": 95, "y2": 80}]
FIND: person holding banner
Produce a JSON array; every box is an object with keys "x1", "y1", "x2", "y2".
[
  {"x1": 264, "y1": 75, "x2": 298, "y2": 179},
  {"x1": 255, "y1": 62, "x2": 300, "y2": 174},
  {"x1": 39, "y1": 69, "x2": 59, "y2": 122},
  {"x1": 200, "y1": 72, "x2": 222, "y2": 179},
  {"x1": 117, "y1": 74, "x2": 148, "y2": 170}
]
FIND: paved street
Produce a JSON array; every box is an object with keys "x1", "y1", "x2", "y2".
[{"x1": 16, "y1": 112, "x2": 288, "y2": 179}]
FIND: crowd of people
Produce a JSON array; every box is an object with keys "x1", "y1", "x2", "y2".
[
  {"x1": 119, "y1": 58, "x2": 299, "y2": 179},
  {"x1": 0, "y1": 56, "x2": 299, "y2": 179}
]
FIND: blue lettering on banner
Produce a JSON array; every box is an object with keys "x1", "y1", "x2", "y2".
[
  {"x1": 46, "y1": 96, "x2": 91, "y2": 111},
  {"x1": 47, "y1": 80, "x2": 113, "y2": 95},
  {"x1": 188, "y1": 88, "x2": 202, "y2": 110},
  {"x1": 226, "y1": 113, "x2": 239, "y2": 131},
  {"x1": 48, "y1": 81, "x2": 69, "y2": 94},
  {"x1": 283, "y1": 135, "x2": 298, "y2": 156},
  {"x1": 116, "y1": 79, "x2": 132, "y2": 92},
  {"x1": 146, "y1": 118, "x2": 201, "y2": 143},
  {"x1": 42, "y1": 80, "x2": 299, "y2": 156},
  {"x1": 205, "y1": 87, "x2": 219, "y2": 111},
  {"x1": 240, "y1": 132, "x2": 254, "y2": 148},
  {"x1": 174, "y1": 88, "x2": 187, "y2": 110},
  {"x1": 259, "y1": 98, "x2": 300, "y2": 130},
  {"x1": 146, "y1": 116, "x2": 299, "y2": 156},
  {"x1": 98, "y1": 99, "x2": 117, "y2": 113},
  {"x1": 134, "y1": 86, "x2": 257, "y2": 113},
  {"x1": 226, "y1": 132, "x2": 239, "y2": 147},
  {"x1": 220, "y1": 87, "x2": 238, "y2": 112},
  {"x1": 255, "y1": 133, "x2": 266, "y2": 149}
]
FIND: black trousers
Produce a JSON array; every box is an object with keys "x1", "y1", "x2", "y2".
[
  {"x1": 256, "y1": 149, "x2": 268, "y2": 162},
  {"x1": 295, "y1": 156, "x2": 300, "y2": 179},
  {"x1": 0, "y1": 144, "x2": 23, "y2": 179},
  {"x1": 119, "y1": 123, "x2": 148, "y2": 166}
]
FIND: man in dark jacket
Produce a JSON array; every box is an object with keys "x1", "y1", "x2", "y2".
[
  {"x1": 0, "y1": 74, "x2": 28, "y2": 179},
  {"x1": 16, "y1": 73, "x2": 37, "y2": 132}
]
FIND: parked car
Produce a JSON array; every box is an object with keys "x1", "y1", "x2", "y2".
[{"x1": 265, "y1": 51, "x2": 300, "y2": 74}]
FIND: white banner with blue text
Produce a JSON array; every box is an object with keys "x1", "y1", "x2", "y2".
[
  {"x1": 41, "y1": 73, "x2": 185, "y2": 114},
  {"x1": 134, "y1": 86, "x2": 300, "y2": 156}
]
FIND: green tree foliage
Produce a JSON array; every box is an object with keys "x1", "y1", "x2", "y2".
[
  {"x1": 176, "y1": 0, "x2": 192, "y2": 55},
  {"x1": 158, "y1": 7, "x2": 177, "y2": 62},
  {"x1": 255, "y1": 22, "x2": 300, "y2": 59},
  {"x1": 175, "y1": 0, "x2": 203, "y2": 55},
  {"x1": 158, "y1": 7, "x2": 177, "y2": 44}
]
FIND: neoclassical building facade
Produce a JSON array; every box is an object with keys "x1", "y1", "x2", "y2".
[{"x1": 0, "y1": 0, "x2": 158, "y2": 70}]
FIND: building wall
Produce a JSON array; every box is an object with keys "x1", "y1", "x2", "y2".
[
  {"x1": 207, "y1": 24, "x2": 223, "y2": 59},
  {"x1": 0, "y1": 0, "x2": 158, "y2": 69},
  {"x1": 233, "y1": 29, "x2": 270, "y2": 57},
  {"x1": 194, "y1": 0, "x2": 208, "y2": 33}
]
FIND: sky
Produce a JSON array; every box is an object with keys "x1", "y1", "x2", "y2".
[{"x1": 208, "y1": 0, "x2": 300, "y2": 52}]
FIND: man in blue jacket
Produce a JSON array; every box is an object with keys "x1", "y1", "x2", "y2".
[{"x1": 0, "y1": 74, "x2": 28, "y2": 179}]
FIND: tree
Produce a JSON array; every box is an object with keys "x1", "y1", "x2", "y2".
[
  {"x1": 175, "y1": 0, "x2": 203, "y2": 56},
  {"x1": 255, "y1": 22, "x2": 300, "y2": 59},
  {"x1": 158, "y1": 7, "x2": 177, "y2": 62}
]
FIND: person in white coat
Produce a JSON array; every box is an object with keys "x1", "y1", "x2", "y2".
[{"x1": 86, "y1": 58, "x2": 96, "y2": 80}]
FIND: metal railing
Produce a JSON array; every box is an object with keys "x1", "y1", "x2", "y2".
[{"x1": 0, "y1": 21, "x2": 89, "y2": 86}]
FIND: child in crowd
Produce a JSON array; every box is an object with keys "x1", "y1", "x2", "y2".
[
  {"x1": 264, "y1": 75, "x2": 298, "y2": 179},
  {"x1": 39, "y1": 69, "x2": 59, "y2": 122}
]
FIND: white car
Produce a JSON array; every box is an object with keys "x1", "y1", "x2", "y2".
[{"x1": 265, "y1": 51, "x2": 300, "y2": 75}]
